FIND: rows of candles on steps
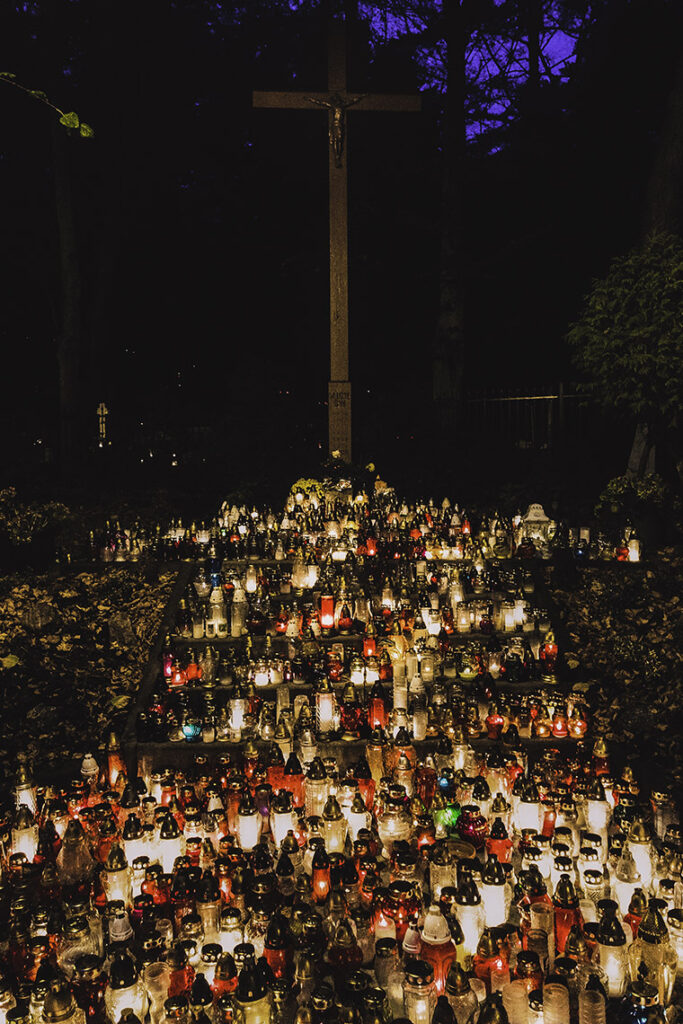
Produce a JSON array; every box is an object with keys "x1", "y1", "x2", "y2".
[
  {"x1": 4, "y1": 727, "x2": 683, "y2": 1024},
  {"x1": 138, "y1": 551, "x2": 588, "y2": 746},
  {"x1": 95, "y1": 493, "x2": 641, "y2": 564}
]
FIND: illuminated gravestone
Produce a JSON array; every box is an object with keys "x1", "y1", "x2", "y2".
[{"x1": 519, "y1": 503, "x2": 554, "y2": 556}]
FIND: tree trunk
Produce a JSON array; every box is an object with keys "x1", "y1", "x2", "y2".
[
  {"x1": 643, "y1": 46, "x2": 683, "y2": 237},
  {"x1": 636, "y1": 41, "x2": 683, "y2": 481},
  {"x1": 52, "y1": 120, "x2": 82, "y2": 478},
  {"x1": 626, "y1": 423, "x2": 655, "y2": 479},
  {"x1": 87, "y1": 0, "x2": 127, "y2": 426},
  {"x1": 526, "y1": 0, "x2": 542, "y2": 93},
  {"x1": 433, "y1": 0, "x2": 466, "y2": 430}
]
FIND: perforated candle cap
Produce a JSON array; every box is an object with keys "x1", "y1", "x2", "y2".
[
  {"x1": 482, "y1": 855, "x2": 506, "y2": 886},
  {"x1": 638, "y1": 901, "x2": 669, "y2": 944},
  {"x1": 627, "y1": 820, "x2": 651, "y2": 845},
  {"x1": 421, "y1": 905, "x2": 451, "y2": 945},
  {"x1": 403, "y1": 957, "x2": 434, "y2": 987},
  {"x1": 553, "y1": 874, "x2": 578, "y2": 908},
  {"x1": 477, "y1": 991, "x2": 508, "y2": 1024},
  {"x1": 455, "y1": 877, "x2": 481, "y2": 906},
  {"x1": 445, "y1": 962, "x2": 471, "y2": 996},
  {"x1": 105, "y1": 843, "x2": 128, "y2": 872},
  {"x1": 629, "y1": 888, "x2": 648, "y2": 918},
  {"x1": 627, "y1": 980, "x2": 659, "y2": 1007}
]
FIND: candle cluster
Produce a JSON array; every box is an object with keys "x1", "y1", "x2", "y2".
[
  {"x1": 1, "y1": 724, "x2": 681, "y2": 1024},
  {"x1": 0, "y1": 486, "x2": 659, "y2": 1024},
  {"x1": 139, "y1": 492, "x2": 591, "y2": 753},
  {"x1": 95, "y1": 490, "x2": 642, "y2": 564}
]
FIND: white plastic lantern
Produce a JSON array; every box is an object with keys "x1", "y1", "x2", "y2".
[
  {"x1": 252, "y1": 659, "x2": 270, "y2": 688},
  {"x1": 627, "y1": 822, "x2": 654, "y2": 892},
  {"x1": 306, "y1": 561, "x2": 319, "y2": 588},
  {"x1": 237, "y1": 795, "x2": 261, "y2": 852},
  {"x1": 613, "y1": 848, "x2": 642, "y2": 916},
  {"x1": 158, "y1": 815, "x2": 184, "y2": 874},
  {"x1": 349, "y1": 655, "x2": 365, "y2": 688},
  {"x1": 14, "y1": 762, "x2": 36, "y2": 816},
  {"x1": 270, "y1": 795, "x2": 296, "y2": 848},
  {"x1": 291, "y1": 554, "x2": 307, "y2": 592},
  {"x1": 245, "y1": 564, "x2": 258, "y2": 594},
  {"x1": 304, "y1": 759, "x2": 329, "y2": 819},
  {"x1": 11, "y1": 806, "x2": 38, "y2": 862},
  {"x1": 104, "y1": 954, "x2": 147, "y2": 1024},
  {"x1": 455, "y1": 880, "x2": 484, "y2": 958},
  {"x1": 230, "y1": 584, "x2": 247, "y2": 637},
  {"x1": 365, "y1": 656, "x2": 380, "y2": 685},
  {"x1": 230, "y1": 695, "x2": 248, "y2": 739},
  {"x1": 481, "y1": 857, "x2": 508, "y2": 928},
  {"x1": 516, "y1": 787, "x2": 542, "y2": 834},
  {"x1": 103, "y1": 845, "x2": 133, "y2": 907},
  {"x1": 321, "y1": 796, "x2": 347, "y2": 854},
  {"x1": 586, "y1": 787, "x2": 611, "y2": 841},
  {"x1": 122, "y1": 814, "x2": 148, "y2": 869},
  {"x1": 81, "y1": 752, "x2": 99, "y2": 788},
  {"x1": 426, "y1": 609, "x2": 442, "y2": 637},
  {"x1": 315, "y1": 681, "x2": 336, "y2": 735},
  {"x1": 597, "y1": 939, "x2": 628, "y2": 998},
  {"x1": 219, "y1": 908, "x2": 243, "y2": 954},
  {"x1": 348, "y1": 793, "x2": 370, "y2": 843},
  {"x1": 393, "y1": 676, "x2": 408, "y2": 715},
  {"x1": 514, "y1": 598, "x2": 525, "y2": 628}
]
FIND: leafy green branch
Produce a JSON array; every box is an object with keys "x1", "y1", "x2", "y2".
[{"x1": 0, "y1": 72, "x2": 93, "y2": 137}]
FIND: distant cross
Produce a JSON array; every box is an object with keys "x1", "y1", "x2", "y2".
[
  {"x1": 97, "y1": 402, "x2": 108, "y2": 446},
  {"x1": 254, "y1": 19, "x2": 421, "y2": 462}
]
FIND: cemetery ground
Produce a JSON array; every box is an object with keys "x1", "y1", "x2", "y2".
[{"x1": 0, "y1": 481, "x2": 680, "y2": 808}]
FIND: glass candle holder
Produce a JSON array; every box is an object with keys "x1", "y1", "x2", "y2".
[
  {"x1": 529, "y1": 902, "x2": 555, "y2": 968},
  {"x1": 403, "y1": 958, "x2": 436, "y2": 1024},
  {"x1": 501, "y1": 980, "x2": 529, "y2": 1024},
  {"x1": 543, "y1": 982, "x2": 569, "y2": 1024},
  {"x1": 597, "y1": 940, "x2": 628, "y2": 998},
  {"x1": 143, "y1": 962, "x2": 170, "y2": 1024},
  {"x1": 578, "y1": 988, "x2": 606, "y2": 1024}
]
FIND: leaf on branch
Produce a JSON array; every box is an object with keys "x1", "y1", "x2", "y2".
[
  {"x1": 0, "y1": 73, "x2": 17, "y2": 80},
  {"x1": 79, "y1": 122, "x2": 94, "y2": 138},
  {"x1": 29, "y1": 90, "x2": 48, "y2": 101},
  {"x1": 59, "y1": 111, "x2": 80, "y2": 129},
  {"x1": 108, "y1": 695, "x2": 130, "y2": 711}
]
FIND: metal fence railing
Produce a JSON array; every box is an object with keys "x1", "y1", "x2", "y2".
[{"x1": 465, "y1": 382, "x2": 590, "y2": 449}]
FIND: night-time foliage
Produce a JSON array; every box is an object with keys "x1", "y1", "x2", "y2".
[
  {"x1": 568, "y1": 232, "x2": 683, "y2": 486},
  {"x1": 568, "y1": 233, "x2": 683, "y2": 432},
  {"x1": 0, "y1": 71, "x2": 93, "y2": 136},
  {"x1": 357, "y1": 0, "x2": 587, "y2": 143}
]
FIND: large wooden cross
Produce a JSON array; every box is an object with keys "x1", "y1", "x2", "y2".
[{"x1": 253, "y1": 19, "x2": 420, "y2": 462}]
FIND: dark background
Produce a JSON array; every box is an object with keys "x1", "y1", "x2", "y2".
[{"x1": 1, "y1": 0, "x2": 681, "y2": 506}]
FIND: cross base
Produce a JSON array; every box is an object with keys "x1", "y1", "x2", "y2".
[{"x1": 328, "y1": 380, "x2": 352, "y2": 461}]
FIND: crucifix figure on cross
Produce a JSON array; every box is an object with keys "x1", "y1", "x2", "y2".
[
  {"x1": 253, "y1": 17, "x2": 420, "y2": 462},
  {"x1": 305, "y1": 91, "x2": 366, "y2": 167}
]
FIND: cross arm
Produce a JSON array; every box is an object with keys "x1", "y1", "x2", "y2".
[
  {"x1": 253, "y1": 90, "x2": 421, "y2": 113},
  {"x1": 253, "y1": 90, "x2": 333, "y2": 110},
  {"x1": 354, "y1": 93, "x2": 422, "y2": 113}
]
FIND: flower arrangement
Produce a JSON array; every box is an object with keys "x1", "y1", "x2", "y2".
[{"x1": 289, "y1": 478, "x2": 324, "y2": 501}]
